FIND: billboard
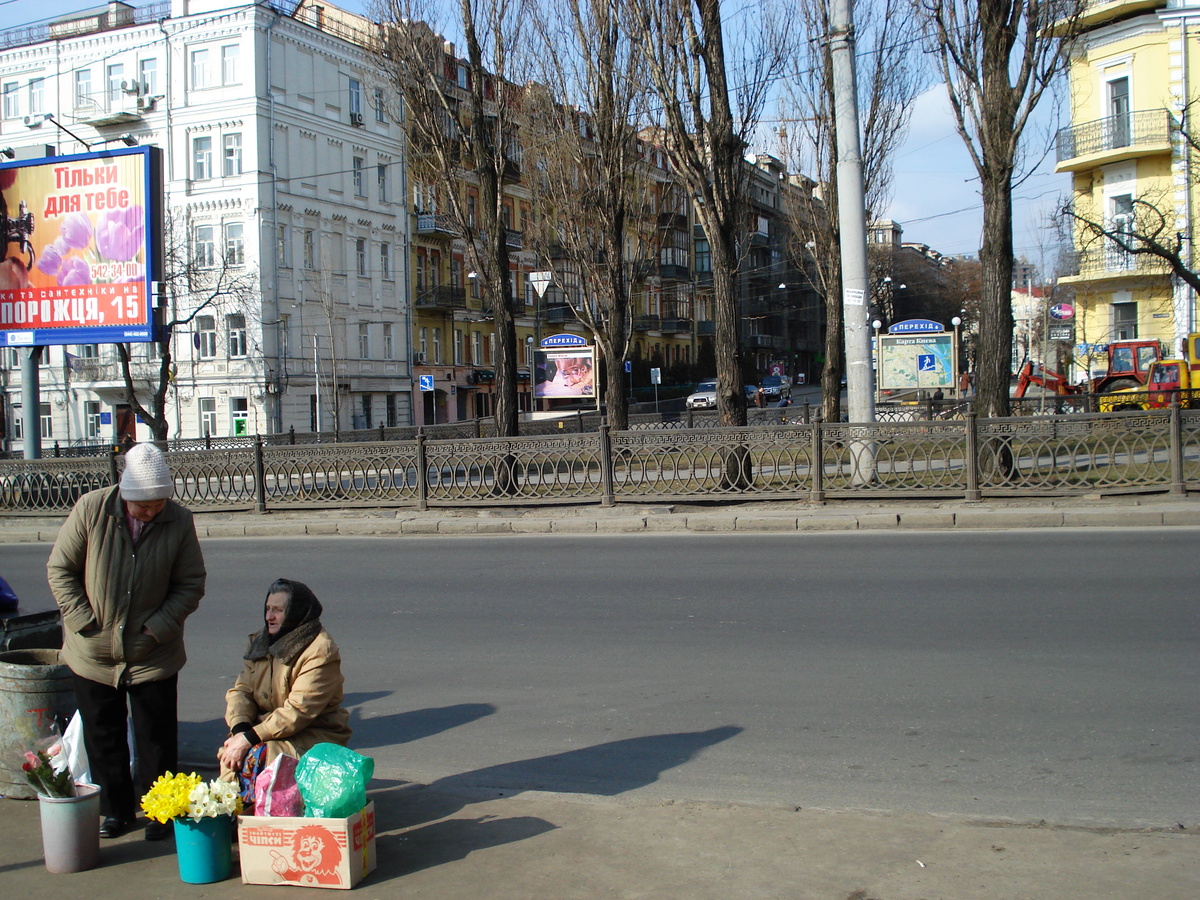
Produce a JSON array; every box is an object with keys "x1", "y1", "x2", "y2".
[
  {"x1": 535, "y1": 344, "x2": 595, "y2": 398},
  {"x1": 878, "y1": 333, "x2": 953, "y2": 391},
  {"x1": 0, "y1": 146, "x2": 164, "y2": 347}
]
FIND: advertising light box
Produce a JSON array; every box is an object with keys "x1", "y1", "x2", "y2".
[{"x1": 0, "y1": 145, "x2": 163, "y2": 347}]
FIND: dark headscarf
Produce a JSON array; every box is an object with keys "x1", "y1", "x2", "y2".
[{"x1": 244, "y1": 578, "x2": 324, "y2": 665}]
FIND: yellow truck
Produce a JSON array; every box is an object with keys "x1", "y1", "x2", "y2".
[{"x1": 1101, "y1": 333, "x2": 1200, "y2": 411}]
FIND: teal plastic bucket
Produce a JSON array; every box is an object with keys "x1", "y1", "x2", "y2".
[{"x1": 173, "y1": 815, "x2": 233, "y2": 884}]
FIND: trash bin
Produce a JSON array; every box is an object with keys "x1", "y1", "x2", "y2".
[
  {"x1": 0, "y1": 650, "x2": 77, "y2": 800},
  {"x1": 0, "y1": 609, "x2": 63, "y2": 652}
]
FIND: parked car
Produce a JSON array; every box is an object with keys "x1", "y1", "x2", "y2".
[
  {"x1": 686, "y1": 380, "x2": 718, "y2": 410},
  {"x1": 760, "y1": 374, "x2": 791, "y2": 402}
]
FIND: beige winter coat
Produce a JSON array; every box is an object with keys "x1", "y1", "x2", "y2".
[
  {"x1": 223, "y1": 628, "x2": 352, "y2": 767},
  {"x1": 47, "y1": 486, "x2": 206, "y2": 686}
]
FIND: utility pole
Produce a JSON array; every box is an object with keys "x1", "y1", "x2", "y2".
[{"x1": 829, "y1": 0, "x2": 874, "y2": 426}]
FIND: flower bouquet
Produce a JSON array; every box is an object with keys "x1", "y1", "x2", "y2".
[
  {"x1": 21, "y1": 745, "x2": 75, "y2": 799},
  {"x1": 141, "y1": 771, "x2": 242, "y2": 823}
]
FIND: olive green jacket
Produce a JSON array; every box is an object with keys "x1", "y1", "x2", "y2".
[{"x1": 47, "y1": 486, "x2": 206, "y2": 686}]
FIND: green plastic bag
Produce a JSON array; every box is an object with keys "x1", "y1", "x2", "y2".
[{"x1": 294, "y1": 744, "x2": 374, "y2": 818}]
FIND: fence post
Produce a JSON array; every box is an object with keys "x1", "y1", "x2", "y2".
[
  {"x1": 289, "y1": 426, "x2": 296, "y2": 445},
  {"x1": 254, "y1": 437, "x2": 267, "y2": 513},
  {"x1": 1169, "y1": 401, "x2": 1185, "y2": 495},
  {"x1": 108, "y1": 446, "x2": 120, "y2": 486},
  {"x1": 205, "y1": 433, "x2": 211, "y2": 451},
  {"x1": 687, "y1": 410, "x2": 694, "y2": 429},
  {"x1": 380, "y1": 424, "x2": 386, "y2": 442},
  {"x1": 577, "y1": 409, "x2": 585, "y2": 433},
  {"x1": 810, "y1": 422, "x2": 824, "y2": 502},
  {"x1": 599, "y1": 423, "x2": 615, "y2": 507},
  {"x1": 416, "y1": 429, "x2": 429, "y2": 511},
  {"x1": 803, "y1": 399, "x2": 811, "y2": 424},
  {"x1": 964, "y1": 410, "x2": 981, "y2": 501}
]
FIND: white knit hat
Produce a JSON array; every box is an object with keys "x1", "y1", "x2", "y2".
[{"x1": 119, "y1": 443, "x2": 174, "y2": 501}]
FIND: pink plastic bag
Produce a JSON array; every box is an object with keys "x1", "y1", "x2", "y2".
[{"x1": 253, "y1": 753, "x2": 303, "y2": 817}]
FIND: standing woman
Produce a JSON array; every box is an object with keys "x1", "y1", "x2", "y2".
[{"x1": 217, "y1": 579, "x2": 351, "y2": 808}]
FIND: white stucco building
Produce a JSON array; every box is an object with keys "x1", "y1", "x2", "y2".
[{"x1": 0, "y1": 0, "x2": 412, "y2": 452}]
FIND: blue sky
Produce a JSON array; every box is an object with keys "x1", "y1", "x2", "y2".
[{"x1": 9, "y1": 0, "x2": 1070, "y2": 269}]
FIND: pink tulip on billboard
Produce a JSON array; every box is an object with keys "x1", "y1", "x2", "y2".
[
  {"x1": 36, "y1": 239, "x2": 66, "y2": 276},
  {"x1": 59, "y1": 256, "x2": 92, "y2": 286},
  {"x1": 61, "y1": 211, "x2": 94, "y2": 250},
  {"x1": 95, "y1": 205, "x2": 144, "y2": 262}
]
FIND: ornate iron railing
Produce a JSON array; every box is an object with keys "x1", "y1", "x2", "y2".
[
  {"x1": 1055, "y1": 109, "x2": 1174, "y2": 162},
  {"x1": 2, "y1": 407, "x2": 1197, "y2": 512}
]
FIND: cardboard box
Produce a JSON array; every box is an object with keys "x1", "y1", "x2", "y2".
[{"x1": 238, "y1": 801, "x2": 376, "y2": 889}]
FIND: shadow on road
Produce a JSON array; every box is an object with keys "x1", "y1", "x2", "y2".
[{"x1": 348, "y1": 701, "x2": 498, "y2": 750}]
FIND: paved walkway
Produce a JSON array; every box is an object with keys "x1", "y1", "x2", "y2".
[{"x1": 2, "y1": 494, "x2": 1197, "y2": 897}]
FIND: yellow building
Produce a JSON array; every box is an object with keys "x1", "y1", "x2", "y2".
[{"x1": 1056, "y1": 0, "x2": 1195, "y2": 375}]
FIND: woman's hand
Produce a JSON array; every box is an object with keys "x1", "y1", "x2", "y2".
[{"x1": 217, "y1": 731, "x2": 253, "y2": 771}]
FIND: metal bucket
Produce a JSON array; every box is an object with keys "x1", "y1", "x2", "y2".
[{"x1": 0, "y1": 649, "x2": 76, "y2": 800}]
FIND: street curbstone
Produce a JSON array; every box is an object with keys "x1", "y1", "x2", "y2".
[
  {"x1": 686, "y1": 517, "x2": 737, "y2": 532},
  {"x1": 400, "y1": 519, "x2": 441, "y2": 534},
  {"x1": 954, "y1": 509, "x2": 1064, "y2": 528},
  {"x1": 1161, "y1": 508, "x2": 1200, "y2": 526},
  {"x1": 509, "y1": 518, "x2": 554, "y2": 533},
  {"x1": 305, "y1": 522, "x2": 339, "y2": 535},
  {"x1": 203, "y1": 523, "x2": 246, "y2": 538},
  {"x1": 797, "y1": 517, "x2": 857, "y2": 531},
  {"x1": 734, "y1": 516, "x2": 798, "y2": 532},
  {"x1": 245, "y1": 522, "x2": 308, "y2": 537},
  {"x1": 856, "y1": 513, "x2": 901, "y2": 529},
  {"x1": 1062, "y1": 509, "x2": 1160, "y2": 528},
  {"x1": 338, "y1": 520, "x2": 406, "y2": 535},
  {"x1": 645, "y1": 516, "x2": 690, "y2": 532},
  {"x1": 595, "y1": 517, "x2": 648, "y2": 533},
  {"x1": 551, "y1": 519, "x2": 598, "y2": 533},
  {"x1": 437, "y1": 520, "x2": 492, "y2": 534},
  {"x1": 896, "y1": 512, "x2": 955, "y2": 530}
]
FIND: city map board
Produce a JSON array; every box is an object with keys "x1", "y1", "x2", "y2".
[{"x1": 878, "y1": 333, "x2": 953, "y2": 391}]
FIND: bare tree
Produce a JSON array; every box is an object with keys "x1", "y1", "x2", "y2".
[
  {"x1": 913, "y1": 0, "x2": 1084, "y2": 418},
  {"x1": 521, "y1": 0, "x2": 658, "y2": 431},
  {"x1": 624, "y1": 0, "x2": 786, "y2": 432},
  {"x1": 375, "y1": 0, "x2": 528, "y2": 437},
  {"x1": 780, "y1": 0, "x2": 926, "y2": 423},
  {"x1": 116, "y1": 213, "x2": 258, "y2": 442}
]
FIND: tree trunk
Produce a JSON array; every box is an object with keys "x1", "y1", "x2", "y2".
[{"x1": 976, "y1": 174, "x2": 1014, "y2": 420}]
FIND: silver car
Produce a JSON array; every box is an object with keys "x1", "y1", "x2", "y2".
[{"x1": 686, "y1": 380, "x2": 718, "y2": 410}]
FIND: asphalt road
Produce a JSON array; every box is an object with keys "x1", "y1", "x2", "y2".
[{"x1": 3, "y1": 529, "x2": 1197, "y2": 829}]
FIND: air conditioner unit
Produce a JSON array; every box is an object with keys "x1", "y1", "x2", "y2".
[
  {"x1": 350, "y1": 112, "x2": 365, "y2": 126},
  {"x1": 413, "y1": 352, "x2": 425, "y2": 365}
]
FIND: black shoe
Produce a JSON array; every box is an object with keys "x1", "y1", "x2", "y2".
[
  {"x1": 100, "y1": 816, "x2": 132, "y2": 839},
  {"x1": 144, "y1": 820, "x2": 171, "y2": 842}
]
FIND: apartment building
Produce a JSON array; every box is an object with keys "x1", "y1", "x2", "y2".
[
  {"x1": 0, "y1": 0, "x2": 411, "y2": 452},
  {"x1": 1056, "y1": 0, "x2": 1197, "y2": 376}
]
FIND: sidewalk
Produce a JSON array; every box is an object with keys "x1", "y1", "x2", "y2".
[
  {"x1": 3, "y1": 492, "x2": 1200, "y2": 543},
  {"x1": 1, "y1": 779, "x2": 1196, "y2": 899}
]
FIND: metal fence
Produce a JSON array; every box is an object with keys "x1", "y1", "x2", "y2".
[{"x1": 2, "y1": 406, "x2": 1198, "y2": 513}]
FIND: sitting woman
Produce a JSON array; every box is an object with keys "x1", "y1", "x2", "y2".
[{"x1": 217, "y1": 579, "x2": 351, "y2": 808}]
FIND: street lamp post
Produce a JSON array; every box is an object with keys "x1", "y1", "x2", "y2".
[
  {"x1": 951, "y1": 316, "x2": 962, "y2": 399},
  {"x1": 872, "y1": 320, "x2": 882, "y2": 406}
]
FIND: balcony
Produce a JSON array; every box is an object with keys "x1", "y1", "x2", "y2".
[
  {"x1": 415, "y1": 213, "x2": 459, "y2": 238},
  {"x1": 634, "y1": 314, "x2": 660, "y2": 332},
  {"x1": 697, "y1": 320, "x2": 715, "y2": 336},
  {"x1": 660, "y1": 317, "x2": 692, "y2": 334},
  {"x1": 1055, "y1": 109, "x2": 1174, "y2": 172},
  {"x1": 658, "y1": 211, "x2": 688, "y2": 231},
  {"x1": 505, "y1": 229, "x2": 523, "y2": 251},
  {"x1": 658, "y1": 263, "x2": 690, "y2": 282},
  {"x1": 1056, "y1": 246, "x2": 1172, "y2": 287},
  {"x1": 745, "y1": 333, "x2": 783, "y2": 350},
  {"x1": 544, "y1": 305, "x2": 576, "y2": 324},
  {"x1": 415, "y1": 285, "x2": 467, "y2": 311}
]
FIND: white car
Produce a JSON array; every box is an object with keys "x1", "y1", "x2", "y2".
[{"x1": 686, "y1": 380, "x2": 718, "y2": 410}]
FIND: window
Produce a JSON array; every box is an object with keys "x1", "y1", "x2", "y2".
[
  {"x1": 78, "y1": 343, "x2": 99, "y2": 360},
  {"x1": 2, "y1": 82, "x2": 18, "y2": 118},
  {"x1": 11, "y1": 404, "x2": 21, "y2": 439},
  {"x1": 139, "y1": 58, "x2": 158, "y2": 95},
  {"x1": 106, "y1": 64, "x2": 123, "y2": 103},
  {"x1": 348, "y1": 77, "x2": 362, "y2": 116},
  {"x1": 302, "y1": 230, "x2": 315, "y2": 269},
  {"x1": 380, "y1": 243, "x2": 391, "y2": 280},
  {"x1": 192, "y1": 136, "x2": 213, "y2": 180},
  {"x1": 193, "y1": 225, "x2": 215, "y2": 267},
  {"x1": 279, "y1": 313, "x2": 291, "y2": 362},
  {"x1": 361, "y1": 395, "x2": 372, "y2": 429},
  {"x1": 1113, "y1": 303, "x2": 1137, "y2": 341},
  {"x1": 472, "y1": 331, "x2": 482, "y2": 366},
  {"x1": 454, "y1": 328, "x2": 464, "y2": 365},
  {"x1": 352, "y1": 156, "x2": 365, "y2": 196},
  {"x1": 191, "y1": 49, "x2": 210, "y2": 89},
  {"x1": 377, "y1": 164, "x2": 388, "y2": 202},
  {"x1": 355, "y1": 238, "x2": 367, "y2": 276},
  {"x1": 223, "y1": 133, "x2": 242, "y2": 176},
  {"x1": 221, "y1": 44, "x2": 240, "y2": 84},
  {"x1": 382, "y1": 323, "x2": 394, "y2": 359},
  {"x1": 694, "y1": 236, "x2": 711, "y2": 275},
  {"x1": 386, "y1": 394, "x2": 397, "y2": 427},
  {"x1": 26, "y1": 77, "x2": 43, "y2": 115},
  {"x1": 374, "y1": 87, "x2": 386, "y2": 122},
  {"x1": 419, "y1": 327, "x2": 428, "y2": 360},
  {"x1": 224, "y1": 222, "x2": 244, "y2": 265},
  {"x1": 358, "y1": 322, "x2": 370, "y2": 358},
  {"x1": 276, "y1": 224, "x2": 290, "y2": 267},
  {"x1": 456, "y1": 64, "x2": 468, "y2": 89},
  {"x1": 199, "y1": 398, "x2": 217, "y2": 436},
  {"x1": 196, "y1": 315, "x2": 217, "y2": 358},
  {"x1": 230, "y1": 397, "x2": 248, "y2": 436},
  {"x1": 1108, "y1": 76, "x2": 1130, "y2": 148},
  {"x1": 226, "y1": 314, "x2": 247, "y2": 358},
  {"x1": 74, "y1": 70, "x2": 92, "y2": 108},
  {"x1": 1108, "y1": 194, "x2": 1135, "y2": 271},
  {"x1": 432, "y1": 328, "x2": 441, "y2": 365},
  {"x1": 84, "y1": 401, "x2": 102, "y2": 439},
  {"x1": 40, "y1": 402, "x2": 52, "y2": 440}
]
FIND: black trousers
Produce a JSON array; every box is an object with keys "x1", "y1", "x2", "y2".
[{"x1": 72, "y1": 673, "x2": 178, "y2": 821}]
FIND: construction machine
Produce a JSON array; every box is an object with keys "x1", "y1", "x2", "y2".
[{"x1": 1014, "y1": 338, "x2": 1165, "y2": 399}]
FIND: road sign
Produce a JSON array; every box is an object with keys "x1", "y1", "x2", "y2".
[
  {"x1": 418, "y1": 375, "x2": 434, "y2": 392},
  {"x1": 624, "y1": 360, "x2": 632, "y2": 373},
  {"x1": 917, "y1": 354, "x2": 936, "y2": 372},
  {"x1": 529, "y1": 271, "x2": 553, "y2": 298},
  {"x1": 1048, "y1": 324, "x2": 1074, "y2": 342},
  {"x1": 650, "y1": 368, "x2": 661, "y2": 385},
  {"x1": 1049, "y1": 303, "x2": 1075, "y2": 320}
]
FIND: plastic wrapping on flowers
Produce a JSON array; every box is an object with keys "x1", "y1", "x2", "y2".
[{"x1": 295, "y1": 744, "x2": 374, "y2": 818}]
